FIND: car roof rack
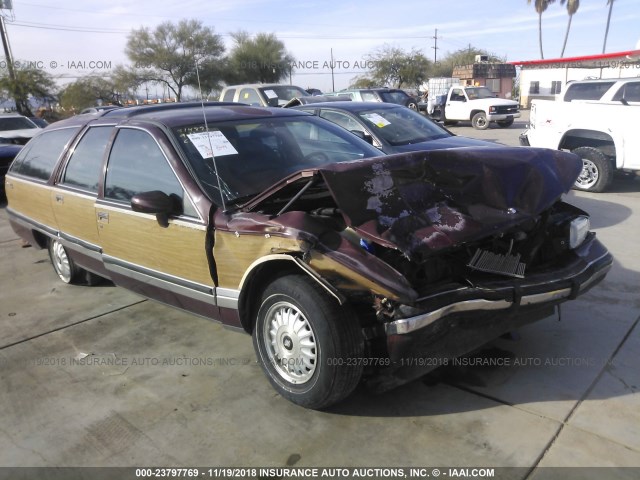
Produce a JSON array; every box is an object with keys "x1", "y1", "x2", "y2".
[{"x1": 102, "y1": 101, "x2": 240, "y2": 119}]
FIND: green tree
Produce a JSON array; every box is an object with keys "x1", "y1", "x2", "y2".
[
  {"x1": 560, "y1": 0, "x2": 580, "y2": 57},
  {"x1": 602, "y1": 0, "x2": 615, "y2": 53},
  {"x1": 528, "y1": 0, "x2": 556, "y2": 59},
  {"x1": 59, "y1": 77, "x2": 119, "y2": 112},
  {"x1": 223, "y1": 31, "x2": 295, "y2": 84},
  {"x1": 125, "y1": 19, "x2": 225, "y2": 101},
  {"x1": 0, "y1": 65, "x2": 57, "y2": 116},
  {"x1": 360, "y1": 46, "x2": 431, "y2": 89}
]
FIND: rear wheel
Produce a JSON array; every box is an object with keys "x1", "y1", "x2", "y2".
[
  {"x1": 48, "y1": 239, "x2": 103, "y2": 285},
  {"x1": 571, "y1": 147, "x2": 614, "y2": 193},
  {"x1": 471, "y1": 112, "x2": 489, "y2": 130},
  {"x1": 496, "y1": 118, "x2": 514, "y2": 128},
  {"x1": 407, "y1": 101, "x2": 418, "y2": 111},
  {"x1": 252, "y1": 274, "x2": 364, "y2": 409}
]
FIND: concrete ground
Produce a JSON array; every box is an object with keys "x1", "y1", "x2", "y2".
[{"x1": 1, "y1": 116, "x2": 639, "y2": 477}]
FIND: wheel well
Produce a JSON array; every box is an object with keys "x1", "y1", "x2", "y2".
[
  {"x1": 470, "y1": 109, "x2": 485, "y2": 120},
  {"x1": 32, "y1": 230, "x2": 49, "y2": 249},
  {"x1": 238, "y1": 260, "x2": 302, "y2": 333},
  {"x1": 560, "y1": 129, "x2": 616, "y2": 158}
]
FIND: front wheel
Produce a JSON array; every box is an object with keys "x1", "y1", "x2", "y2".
[
  {"x1": 571, "y1": 147, "x2": 614, "y2": 192},
  {"x1": 407, "y1": 102, "x2": 418, "y2": 111},
  {"x1": 252, "y1": 274, "x2": 364, "y2": 409},
  {"x1": 496, "y1": 118, "x2": 514, "y2": 128},
  {"x1": 471, "y1": 112, "x2": 489, "y2": 130}
]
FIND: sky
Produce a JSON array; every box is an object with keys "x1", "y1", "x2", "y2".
[{"x1": 2, "y1": 0, "x2": 640, "y2": 95}]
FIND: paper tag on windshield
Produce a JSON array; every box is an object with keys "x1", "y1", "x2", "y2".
[
  {"x1": 263, "y1": 89, "x2": 278, "y2": 99},
  {"x1": 187, "y1": 131, "x2": 238, "y2": 158},
  {"x1": 362, "y1": 113, "x2": 391, "y2": 128}
]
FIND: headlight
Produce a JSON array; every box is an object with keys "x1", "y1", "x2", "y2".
[
  {"x1": 569, "y1": 216, "x2": 590, "y2": 249},
  {"x1": 489, "y1": 106, "x2": 496, "y2": 113}
]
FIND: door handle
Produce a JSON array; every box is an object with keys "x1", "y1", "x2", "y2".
[
  {"x1": 97, "y1": 211, "x2": 109, "y2": 223},
  {"x1": 55, "y1": 194, "x2": 64, "y2": 204}
]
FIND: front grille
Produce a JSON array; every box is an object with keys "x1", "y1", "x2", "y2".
[{"x1": 494, "y1": 105, "x2": 519, "y2": 115}]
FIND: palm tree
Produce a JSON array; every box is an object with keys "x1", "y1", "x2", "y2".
[
  {"x1": 602, "y1": 0, "x2": 615, "y2": 53},
  {"x1": 528, "y1": 0, "x2": 556, "y2": 59},
  {"x1": 560, "y1": 0, "x2": 579, "y2": 57}
]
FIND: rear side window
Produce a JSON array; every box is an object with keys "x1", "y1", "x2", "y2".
[
  {"x1": 9, "y1": 127, "x2": 79, "y2": 181},
  {"x1": 61, "y1": 126, "x2": 114, "y2": 193},
  {"x1": 612, "y1": 81, "x2": 640, "y2": 102},
  {"x1": 222, "y1": 89, "x2": 236, "y2": 102},
  {"x1": 564, "y1": 82, "x2": 615, "y2": 101},
  {"x1": 239, "y1": 88, "x2": 262, "y2": 106}
]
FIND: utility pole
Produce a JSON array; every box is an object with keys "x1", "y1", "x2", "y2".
[
  {"x1": 330, "y1": 48, "x2": 335, "y2": 92},
  {"x1": 0, "y1": 4, "x2": 31, "y2": 115},
  {"x1": 431, "y1": 28, "x2": 439, "y2": 64}
]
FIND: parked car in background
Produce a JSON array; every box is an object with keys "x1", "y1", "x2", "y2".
[
  {"x1": 219, "y1": 84, "x2": 310, "y2": 107},
  {"x1": 28, "y1": 117, "x2": 49, "y2": 128},
  {"x1": 0, "y1": 113, "x2": 42, "y2": 145},
  {"x1": 521, "y1": 98, "x2": 640, "y2": 192},
  {"x1": 306, "y1": 88, "x2": 323, "y2": 96},
  {"x1": 558, "y1": 77, "x2": 640, "y2": 104},
  {"x1": 325, "y1": 88, "x2": 420, "y2": 110},
  {"x1": 292, "y1": 101, "x2": 494, "y2": 154},
  {"x1": 0, "y1": 142, "x2": 23, "y2": 197},
  {"x1": 5, "y1": 103, "x2": 612, "y2": 409}
]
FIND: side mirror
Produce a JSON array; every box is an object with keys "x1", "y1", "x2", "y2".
[
  {"x1": 350, "y1": 130, "x2": 373, "y2": 144},
  {"x1": 131, "y1": 190, "x2": 179, "y2": 227}
]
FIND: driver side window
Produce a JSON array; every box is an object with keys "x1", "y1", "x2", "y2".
[{"x1": 104, "y1": 128, "x2": 197, "y2": 217}]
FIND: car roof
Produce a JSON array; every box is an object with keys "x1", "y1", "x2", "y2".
[
  {"x1": 293, "y1": 101, "x2": 405, "y2": 112},
  {"x1": 36, "y1": 104, "x2": 312, "y2": 131}
]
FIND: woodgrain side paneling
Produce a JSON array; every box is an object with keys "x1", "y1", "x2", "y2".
[
  {"x1": 51, "y1": 188, "x2": 100, "y2": 246},
  {"x1": 214, "y1": 231, "x2": 302, "y2": 289},
  {"x1": 5, "y1": 176, "x2": 57, "y2": 231},
  {"x1": 98, "y1": 206, "x2": 213, "y2": 286}
]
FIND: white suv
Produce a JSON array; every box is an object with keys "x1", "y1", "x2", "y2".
[{"x1": 560, "y1": 78, "x2": 640, "y2": 104}]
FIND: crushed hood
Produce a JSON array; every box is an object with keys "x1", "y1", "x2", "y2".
[{"x1": 317, "y1": 147, "x2": 582, "y2": 258}]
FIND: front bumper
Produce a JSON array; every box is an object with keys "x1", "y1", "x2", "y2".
[
  {"x1": 487, "y1": 112, "x2": 521, "y2": 122},
  {"x1": 384, "y1": 233, "x2": 612, "y2": 361}
]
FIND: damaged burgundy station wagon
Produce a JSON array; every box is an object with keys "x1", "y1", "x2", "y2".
[{"x1": 5, "y1": 103, "x2": 612, "y2": 409}]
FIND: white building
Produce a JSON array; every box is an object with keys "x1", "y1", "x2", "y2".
[{"x1": 510, "y1": 49, "x2": 640, "y2": 108}]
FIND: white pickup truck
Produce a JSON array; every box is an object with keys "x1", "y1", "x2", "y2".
[
  {"x1": 521, "y1": 99, "x2": 640, "y2": 192},
  {"x1": 426, "y1": 82, "x2": 520, "y2": 130}
]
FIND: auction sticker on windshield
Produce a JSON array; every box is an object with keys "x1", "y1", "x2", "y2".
[
  {"x1": 362, "y1": 113, "x2": 391, "y2": 128},
  {"x1": 263, "y1": 89, "x2": 278, "y2": 99},
  {"x1": 187, "y1": 131, "x2": 238, "y2": 158}
]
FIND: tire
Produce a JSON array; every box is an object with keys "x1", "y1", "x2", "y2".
[
  {"x1": 48, "y1": 239, "x2": 103, "y2": 285},
  {"x1": 252, "y1": 274, "x2": 364, "y2": 409},
  {"x1": 496, "y1": 118, "x2": 514, "y2": 128},
  {"x1": 471, "y1": 112, "x2": 489, "y2": 130},
  {"x1": 49, "y1": 239, "x2": 80, "y2": 284},
  {"x1": 571, "y1": 147, "x2": 614, "y2": 193},
  {"x1": 407, "y1": 102, "x2": 418, "y2": 111}
]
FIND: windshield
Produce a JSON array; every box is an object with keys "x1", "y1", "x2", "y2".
[
  {"x1": 0, "y1": 117, "x2": 38, "y2": 132},
  {"x1": 259, "y1": 86, "x2": 310, "y2": 106},
  {"x1": 465, "y1": 87, "x2": 496, "y2": 100},
  {"x1": 173, "y1": 115, "x2": 382, "y2": 205},
  {"x1": 357, "y1": 106, "x2": 450, "y2": 146}
]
